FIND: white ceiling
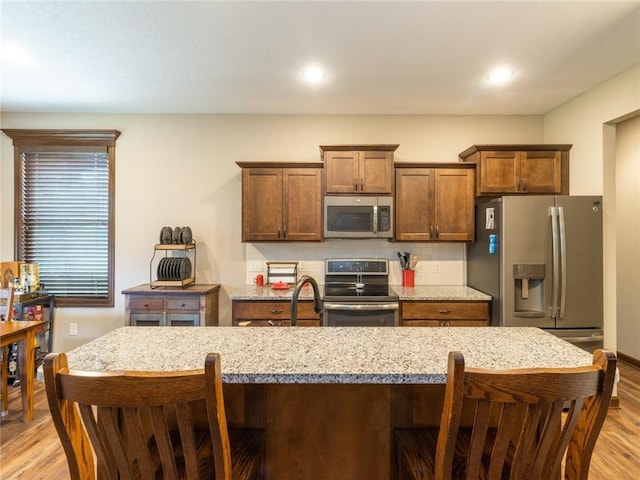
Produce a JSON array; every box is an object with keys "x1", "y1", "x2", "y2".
[{"x1": 1, "y1": 0, "x2": 639, "y2": 115}]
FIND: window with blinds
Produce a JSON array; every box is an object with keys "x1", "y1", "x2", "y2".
[{"x1": 3, "y1": 129, "x2": 120, "y2": 308}]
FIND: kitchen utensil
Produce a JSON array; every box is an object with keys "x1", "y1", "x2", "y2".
[
  {"x1": 172, "y1": 227, "x2": 182, "y2": 244},
  {"x1": 159, "y1": 226, "x2": 172, "y2": 245},
  {"x1": 180, "y1": 226, "x2": 193, "y2": 244},
  {"x1": 271, "y1": 281, "x2": 289, "y2": 290},
  {"x1": 398, "y1": 252, "x2": 406, "y2": 270}
]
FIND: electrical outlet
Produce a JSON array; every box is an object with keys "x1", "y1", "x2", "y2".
[
  {"x1": 298, "y1": 261, "x2": 306, "y2": 270},
  {"x1": 69, "y1": 322, "x2": 78, "y2": 336},
  {"x1": 248, "y1": 261, "x2": 262, "y2": 272},
  {"x1": 434, "y1": 262, "x2": 441, "y2": 273}
]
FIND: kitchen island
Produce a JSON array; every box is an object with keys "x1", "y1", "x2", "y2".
[{"x1": 66, "y1": 326, "x2": 591, "y2": 480}]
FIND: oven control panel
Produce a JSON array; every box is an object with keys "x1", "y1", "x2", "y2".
[{"x1": 325, "y1": 259, "x2": 389, "y2": 275}]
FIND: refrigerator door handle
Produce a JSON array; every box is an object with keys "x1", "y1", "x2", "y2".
[
  {"x1": 558, "y1": 206, "x2": 567, "y2": 319},
  {"x1": 550, "y1": 207, "x2": 560, "y2": 319}
]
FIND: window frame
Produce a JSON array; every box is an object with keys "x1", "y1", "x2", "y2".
[{"x1": 2, "y1": 129, "x2": 120, "y2": 307}]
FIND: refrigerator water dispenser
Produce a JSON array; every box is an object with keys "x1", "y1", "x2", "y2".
[{"x1": 513, "y1": 264, "x2": 545, "y2": 317}]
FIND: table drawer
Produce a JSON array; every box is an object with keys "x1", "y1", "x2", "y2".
[
  {"x1": 166, "y1": 297, "x2": 200, "y2": 310},
  {"x1": 130, "y1": 298, "x2": 164, "y2": 310},
  {"x1": 402, "y1": 302, "x2": 489, "y2": 320}
]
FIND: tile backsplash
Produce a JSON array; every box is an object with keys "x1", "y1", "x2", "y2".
[{"x1": 245, "y1": 240, "x2": 465, "y2": 286}]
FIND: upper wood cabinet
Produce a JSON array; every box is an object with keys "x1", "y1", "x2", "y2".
[
  {"x1": 237, "y1": 162, "x2": 323, "y2": 242},
  {"x1": 320, "y1": 144, "x2": 398, "y2": 194},
  {"x1": 459, "y1": 144, "x2": 571, "y2": 196},
  {"x1": 395, "y1": 164, "x2": 475, "y2": 242}
]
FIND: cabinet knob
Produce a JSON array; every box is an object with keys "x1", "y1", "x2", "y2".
[
  {"x1": 283, "y1": 226, "x2": 287, "y2": 238},
  {"x1": 435, "y1": 226, "x2": 440, "y2": 239},
  {"x1": 271, "y1": 309, "x2": 283, "y2": 314},
  {"x1": 438, "y1": 309, "x2": 451, "y2": 314},
  {"x1": 354, "y1": 178, "x2": 358, "y2": 191}
]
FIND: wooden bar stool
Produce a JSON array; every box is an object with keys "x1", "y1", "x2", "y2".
[
  {"x1": 44, "y1": 352, "x2": 264, "y2": 480},
  {"x1": 395, "y1": 349, "x2": 617, "y2": 480}
]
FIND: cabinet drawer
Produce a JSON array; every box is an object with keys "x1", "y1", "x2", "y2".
[
  {"x1": 402, "y1": 302, "x2": 489, "y2": 320},
  {"x1": 166, "y1": 297, "x2": 200, "y2": 310},
  {"x1": 232, "y1": 301, "x2": 321, "y2": 322},
  {"x1": 130, "y1": 298, "x2": 164, "y2": 310},
  {"x1": 234, "y1": 302, "x2": 291, "y2": 320},
  {"x1": 233, "y1": 318, "x2": 321, "y2": 327}
]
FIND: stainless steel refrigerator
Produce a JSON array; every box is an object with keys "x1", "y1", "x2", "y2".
[{"x1": 467, "y1": 196, "x2": 604, "y2": 352}]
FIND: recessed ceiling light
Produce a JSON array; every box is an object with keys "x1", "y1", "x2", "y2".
[
  {"x1": 1, "y1": 42, "x2": 33, "y2": 67},
  {"x1": 302, "y1": 66, "x2": 325, "y2": 83},
  {"x1": 486, "y1": 67, "x2": 514, "y2": 85}
]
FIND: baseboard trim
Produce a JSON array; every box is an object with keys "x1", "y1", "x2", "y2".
[{"x1": 617, "y1": 351, "x2": 640, "y2": 369}]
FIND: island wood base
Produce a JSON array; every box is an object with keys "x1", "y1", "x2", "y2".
[{"x1": 221, "y1": 383, "x2": 450, "y2": 480}]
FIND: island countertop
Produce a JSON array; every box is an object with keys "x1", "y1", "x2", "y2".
[{"x1": 66, "y1": 326, "x2": 590, "y2": 384}]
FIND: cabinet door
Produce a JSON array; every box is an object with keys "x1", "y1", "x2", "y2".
[
  {"x1": 130, "y1": 314, "x2": 163, "y2": 326},
  {"x1": 395, "y1": 168, "x2": 434, "y2": 241},
  {"x1": 324, "y1": 151, "x2": 360, "y2": 193},
  {"x1": 433, "y1": 168, "x2": 475, "y2": 242},
  {"x1": 478, "y1": 151, "x2": 519, "y2": 193},
  {"x1": 241, "y1": 168, "x2": 284, "y2": 241},
  {"x1": 283, "y1": 168, "x2": 323, "y2": 241},
  {"x1": 519, "y1": 150, "x2": 562, "y2": 193},
  {"x1": 166, "y1": 314, "x2": 200, "y2": 326},
  {"x1": 359, "y1": 151, "x2": 394, "y2": 194}
]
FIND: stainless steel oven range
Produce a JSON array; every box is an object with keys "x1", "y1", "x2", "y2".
[{"x1": 322, "y1": 259, "x2": 399, "y2": 326}]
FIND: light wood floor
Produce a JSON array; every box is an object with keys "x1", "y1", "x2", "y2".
[{"x1": 1, "y1": 360, "x2": 639, "y2": 479}]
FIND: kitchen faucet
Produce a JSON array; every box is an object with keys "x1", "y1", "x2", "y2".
[{"x1": 290, "y1": 275, "x2": 322, "y2": 326}]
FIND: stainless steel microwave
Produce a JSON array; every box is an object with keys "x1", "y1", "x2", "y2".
[{"x1": 324, "y1": 196, "x2": 393, "y2": 239}]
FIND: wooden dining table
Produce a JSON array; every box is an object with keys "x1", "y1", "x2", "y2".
[{"x1": 1, "y1": 320, "x2": 44, "y2": 422}]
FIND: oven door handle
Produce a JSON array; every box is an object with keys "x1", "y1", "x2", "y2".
[{"x1": 323, "y1": 302, "x2": 399, "y2": 311}]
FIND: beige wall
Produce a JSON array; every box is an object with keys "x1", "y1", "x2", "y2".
[
  {"x1": 2, "y1": 63, "x2": 638, "y2": 354},
  {"x1": 543, "y1": 65, "x2": 640, "y2": 356},
  {"x1": 615, "y1": 115, "x2": 640, "y2": 359},
  {"x1": 1, "y1": 114, "x2": 543, "y2": 351}
]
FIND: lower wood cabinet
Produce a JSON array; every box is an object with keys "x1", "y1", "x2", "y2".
[
  {"x1": 400, "y1": 301, "x2": 490, "y2": 327},
  {"x1": 122, "y1": 284, "x2": 220, "y2": 326},
  {"x1": 232, "y1": 300, "x2": 321, "y2": 327}
]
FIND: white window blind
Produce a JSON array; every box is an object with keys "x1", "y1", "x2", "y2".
[{"x1": 19, "y1": 149, "x2": 111, "y2": 302}]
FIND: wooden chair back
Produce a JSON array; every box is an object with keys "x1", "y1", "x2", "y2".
[
  {"x1": 435, "y1": 349, "x2": 617, "y2": 480},
  {"x1": 1, "y1": 287, "x2": 16, "y2": 413},
  {"x1": 44, "y1": 352, "x2": 233, "y2": 480}
]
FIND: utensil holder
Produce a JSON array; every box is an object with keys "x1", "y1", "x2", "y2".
[{"x1": 402, "y1": 269, "x2": 415, "y2": 287}]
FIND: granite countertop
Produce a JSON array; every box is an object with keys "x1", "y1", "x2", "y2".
[
  {"x1": 228, "y1": 284, "x2": 491, "y2": 301},
  {"x1": 66, "y1": 326, "x2": 591, "y2": 384},
  {"x1": 394, "y1": 285, "x2": 491, "y2": 301}
]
